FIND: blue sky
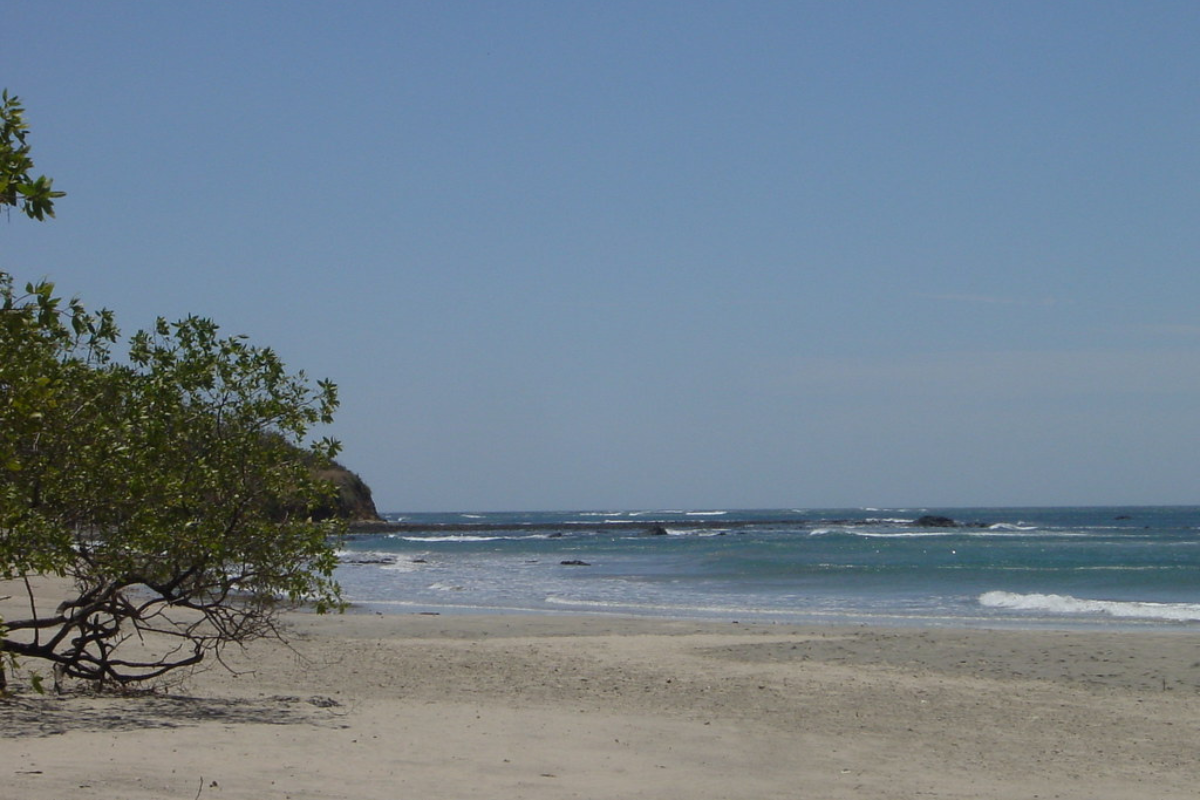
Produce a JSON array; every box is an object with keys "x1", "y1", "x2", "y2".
[{"x1": 6, "y1": 2, "x2": 1200, "y2": 511}]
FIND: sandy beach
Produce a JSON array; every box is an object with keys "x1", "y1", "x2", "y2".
[{"x1": 3, "y1": 579, "x2": 1199, "y2": 799}]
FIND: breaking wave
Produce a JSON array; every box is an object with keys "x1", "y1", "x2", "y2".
[{"x1": 979, "y1": 591, "x2": 1200, "y2": 622}]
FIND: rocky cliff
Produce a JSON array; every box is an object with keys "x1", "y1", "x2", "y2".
[{"x1": 312, "y1": 461, "x2": 382, "y2": 522}]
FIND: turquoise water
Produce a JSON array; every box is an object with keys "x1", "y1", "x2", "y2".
[{"x1": 336, "y1": 507, "x2": 1200, "y2": 629}]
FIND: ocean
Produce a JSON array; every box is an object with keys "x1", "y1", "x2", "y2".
[{"x1": 335, "y1": 506, "x2": 1200, "y2": 630}]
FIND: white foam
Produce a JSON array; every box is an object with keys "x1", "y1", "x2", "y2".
[
  {"x1": 850, "y1": 529, "x2": 1050, "y2": 539},
  {"x1": 805, "y1": 528, "x2": 952, "y2": 538},
  {"x1": 979, "y1": 591, "x2": 1200, "y2": 622},
  {"x1": 650, "y1": 526, "x2": 730, "y2": 537},
  {"x1": 381, "y1": 559, "x2": 423, "y2": 572},
  {"x1": 854, "y1": 531, "x2": 956, "y2": 538},
  {"x1": 401, "y1": 535, "x2": 503, "y2": 542}
]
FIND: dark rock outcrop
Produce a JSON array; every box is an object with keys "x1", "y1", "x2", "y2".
[
  {"x1": 913, "y1": 515, "x2": 957, "y2": 528},
  {"x1": 911, "y1": 515, "x2": 990, "y2": 529},
  {"x1": 312, "y1": 461, "x2": 383, "y2": 522}
]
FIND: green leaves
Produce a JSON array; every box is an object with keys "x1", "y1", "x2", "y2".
[
  {"x1": 1, "y1": 90, "x2": 349, "y2": 687},
  {"x1": 2, "y1": 280, "x2": 345, "y2": 686},
  {"x1": 0, "y1": 90, "x2": 64, "y2": 220}
]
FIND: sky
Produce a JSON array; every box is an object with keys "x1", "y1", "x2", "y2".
[{"x1": 5, "y1": 2, "x2": 1200, "y2": 511}]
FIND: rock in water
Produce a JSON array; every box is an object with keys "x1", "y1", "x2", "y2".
[{"x1": 913, "y1": 515, "x2": 957, "y2": 528}]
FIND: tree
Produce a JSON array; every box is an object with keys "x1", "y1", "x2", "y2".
[
  {"x1": 1, "y1": 92, "x2": 345, "y2": 690},
  {"x1": 1, "y1": 91, "x2": 64, "y2": 220}
]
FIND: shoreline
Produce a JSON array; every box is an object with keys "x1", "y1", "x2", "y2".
[
  {"x1": 4, "y1": 591, "x2": 1200, "y2": 799},
  {"x1": 338, "y1": 596, "x2": 1200, "y2": 634}
]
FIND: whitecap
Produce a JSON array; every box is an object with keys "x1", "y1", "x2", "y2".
[
  {"x1": 979, "y1": 591, "x2": 1200, "y2": 622},
  {"x1": 401, "y1": 534, "x2": 504, "y2": 542},
  {"x1": 381, "y1": 559, "x2": 425, "y2": 572},
  {"x1": 655, "y1": 526, "x2": 730, "y2": 536},
  {"x1": 853, "y1": 531, "x2": 956, "y2": 538}
]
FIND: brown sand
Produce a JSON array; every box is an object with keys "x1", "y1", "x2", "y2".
[{"x1": 3, "y1": 578, "x2": 1199, "y2": 799}]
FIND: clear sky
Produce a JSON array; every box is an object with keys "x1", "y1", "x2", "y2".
[{"x1": 6, "y1": 2, "x2": 1199, "y2": 511}]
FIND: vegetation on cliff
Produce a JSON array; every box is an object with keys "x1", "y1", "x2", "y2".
[{"x1": 313, "y1": 462, "x2": 382, "y2": 522}]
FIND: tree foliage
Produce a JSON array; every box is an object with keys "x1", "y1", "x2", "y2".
[
  {"x1": 1, "y1": 91, "x2": 64, "y2": 220},
  {"x1": 1, "y1": 92, "x2": 345, "y2": 690}
]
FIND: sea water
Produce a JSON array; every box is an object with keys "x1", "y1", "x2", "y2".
[{"x1": 335, "y1": 507, "x2": 1200, "y2": 629}]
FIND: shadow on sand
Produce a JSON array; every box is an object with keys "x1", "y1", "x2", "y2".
[{"x1": 0, "y1": 692, "x2": 344, "y2": 738}]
